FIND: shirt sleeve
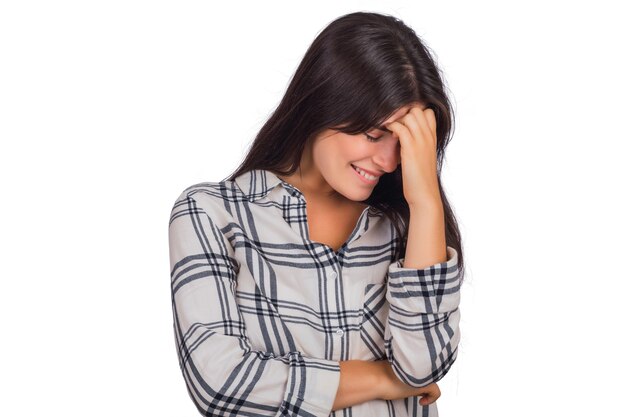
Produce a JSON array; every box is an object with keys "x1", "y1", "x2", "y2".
[
  {"x1": 383, "y1": 245, "x2": 461, "y2": 388},
  {"x1": 169, "y1": 192, "x2": 341, "y2": 416}
]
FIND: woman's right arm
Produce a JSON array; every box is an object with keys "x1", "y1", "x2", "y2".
[
  {"x1": 169, "y1": 192, "x2": 341, "y2": 417},
  {"x1": 332, "y1": 360, "x2": 440, "y2": 411},
  {"x1": 331, "y1": 360, "x2": 380, "y2": 410}
]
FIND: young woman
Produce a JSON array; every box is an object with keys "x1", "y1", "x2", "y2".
[{"x1": 169, "y1": 11, "x2": 464, "y2": 417}]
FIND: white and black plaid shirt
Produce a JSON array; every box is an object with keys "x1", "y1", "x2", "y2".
[{"x1": 168, "y1": 168, "x2": 461, "y2": 417}]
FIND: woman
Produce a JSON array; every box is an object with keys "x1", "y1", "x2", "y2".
[{"x1": 169, "y1": 11, "x2": 464, "y2": 417}]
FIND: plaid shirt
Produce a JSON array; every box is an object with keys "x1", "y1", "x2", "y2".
[{"x1": 168, "y1": 168, "x2": 461, "y2": 417}]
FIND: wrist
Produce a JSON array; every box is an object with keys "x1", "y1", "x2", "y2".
[{"x1": 408, "y1": 198, "x2": 443, "y2": 214}]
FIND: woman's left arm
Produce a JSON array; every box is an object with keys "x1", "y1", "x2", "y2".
[
  {"x1": 383, "y1": 230, "x2": 461, "y2": 388},
  {"x1": 385, "y1": 103, "x2": 448, "y2": 269},
  {"x1": 382, "y1": 104, "x2": 462, "y2": 388}
]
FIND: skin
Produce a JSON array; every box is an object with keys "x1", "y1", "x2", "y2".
[
  {"x1": 280, "y1": 102, "x2": 446, "y2": 406},
  {"x1": 280, "y1": 105, "x2": 411, "y2": 204},
  {"x1": 386, "y1": 104, "x2": 448, "y2": 269}
]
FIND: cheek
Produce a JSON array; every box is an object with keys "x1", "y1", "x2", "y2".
[
  {"x1": 336, "y1": 138, "x2": 370, "y2": 161},
  {"x1": 312, "y1": 141, "x2": 341, "y2": 172},
  {"x1": 314, "y1": 134, "x2": 373, "y2": 168}
]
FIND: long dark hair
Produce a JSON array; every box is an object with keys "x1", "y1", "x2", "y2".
[{"x1": 226, "y1": 11, "x2": 464, "y2": 283}]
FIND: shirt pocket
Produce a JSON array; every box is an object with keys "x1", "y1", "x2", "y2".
[{"x1": 358, "y1": 282, "x2": 389, "y2": 361}]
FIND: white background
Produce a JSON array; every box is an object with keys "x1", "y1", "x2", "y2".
[{"x1": 1, "y1": 1, "x2": 625, "y2": 415}]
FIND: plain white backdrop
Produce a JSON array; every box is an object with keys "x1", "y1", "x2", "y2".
[{"x1": 1, "y1": 1, "x2": 624, "y2": 415}]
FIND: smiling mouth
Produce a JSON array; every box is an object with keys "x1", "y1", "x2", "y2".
[{"x1": 351, "y1": 164, "x2": 380, "y2": 181}]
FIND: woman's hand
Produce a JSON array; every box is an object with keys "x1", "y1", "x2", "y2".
[
  {"x1": 375, "y1": 360, "x2": 441, "y2": 406},
  {"x1": 385, "y1": 104, "x2": 441, "y2": 209}
]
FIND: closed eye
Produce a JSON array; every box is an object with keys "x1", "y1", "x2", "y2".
[{"x1": 364, "y1": 133, "x2": 383, "y2": 142}]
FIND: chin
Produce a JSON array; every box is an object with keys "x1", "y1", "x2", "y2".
[{"x1": 341, "y1": 187, "x2": 372, "y2": 202}]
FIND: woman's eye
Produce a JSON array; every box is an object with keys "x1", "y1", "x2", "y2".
[{"x1": 364, "y1": 133, "x2": 382, "y2": 142}]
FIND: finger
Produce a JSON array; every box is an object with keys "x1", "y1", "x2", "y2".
[
  {"x1": 418, "y1": 386, "x2": 440, "y2": 406},
  {"x1": 409, "y1": 106, "x2": 436, "y2": 145},
  {"x1": 419, "y1": 395, "x2": 433, "y2": 406},
  {"x1": 385, "y1": 120, "x2": 411, "y2": 146},
  {"x1": 424, "y1": 108, "x2": 437, "y2": 139},
  {"x1": 398, "y1": 107, "x2": 428, "y2": 145},
  {"x1": 424, "y1": 394, "x2": 439, "y2": 406}
]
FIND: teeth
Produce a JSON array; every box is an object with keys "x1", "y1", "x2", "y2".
[{"x1": 353, "y1": 165, "x2": 378, "y2": 180}]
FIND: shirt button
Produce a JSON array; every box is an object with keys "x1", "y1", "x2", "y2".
[
  {"x1": 335, "y1": 328, "x2": 344, "y2": 336},
  {"x1": 330, "y1": 271, "x2": 337, "y2": 279}
]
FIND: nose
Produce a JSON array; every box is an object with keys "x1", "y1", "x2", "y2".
[{"x1": 372, "y1": 136, "x2": 401, "y2": 173}]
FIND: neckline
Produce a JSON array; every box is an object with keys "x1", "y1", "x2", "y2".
[
  {"x1": 307, "y1": 203, "x2": 372, "y2": 257},
  {"x1": 274, "y1": 172, "x2": 371, "y2": 213}
]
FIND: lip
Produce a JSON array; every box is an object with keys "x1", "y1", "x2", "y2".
[
  {"x1": 352, "y1": 165, "x2": 382, "y2": 177},
  {"x1": 351, "y1": 164, "x2": 380, "y2": 184}
]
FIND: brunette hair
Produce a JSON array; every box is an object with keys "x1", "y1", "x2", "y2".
[{"x1": 226, "y1": 11, "x2": 464, "y2": 282}]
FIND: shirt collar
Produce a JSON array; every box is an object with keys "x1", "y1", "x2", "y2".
[
  {"x1": 234, "y1": 168, "x2": 303, "y2": 203},
  {"x1": 233, "y1": 168, "x2": 383, "y2": 220}
]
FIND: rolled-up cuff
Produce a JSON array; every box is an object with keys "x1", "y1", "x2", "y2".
[
  {"x1": 278, "y1": 353, "x2": 341, "y2": 416},
  {"x1": 387, "y1": 246, "x2": 461, "y2": 313}
]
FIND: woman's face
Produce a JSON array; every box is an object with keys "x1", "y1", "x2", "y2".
[{"x1": 307, "y1": 104, "x2": 414, "y2": 202}]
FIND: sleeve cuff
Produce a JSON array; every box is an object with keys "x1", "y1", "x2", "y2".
[
  {"x1": 386, "y1": 246, "x2": 461, "y2": 313},
  {"x1": 278, "y1": 353, "x2": 341, "y2": 416}
]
